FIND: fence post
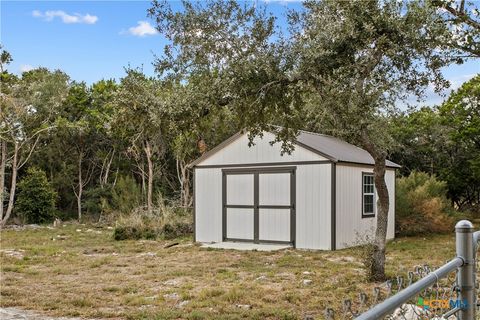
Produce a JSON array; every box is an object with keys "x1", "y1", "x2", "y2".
[{"x1": 456, "y1": 220, "x2": 476, "y2": 320}]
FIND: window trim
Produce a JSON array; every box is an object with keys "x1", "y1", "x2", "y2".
[{"x1": 361, "y1": 172, "x2": 375, "y2": 218}]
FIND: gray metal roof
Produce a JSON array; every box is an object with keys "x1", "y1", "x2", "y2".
[
  {"x1": 296, "y1": 130, "x2": 400, "y2": 168},
  {"x1": 190, "y1": 129, "x2": 400, "y2": 168}
]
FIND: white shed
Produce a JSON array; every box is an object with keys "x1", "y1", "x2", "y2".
[{"x1": 191, "y1": 130, "x2": 399, "y2": 250}]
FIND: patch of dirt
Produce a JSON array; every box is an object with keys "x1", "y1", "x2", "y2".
[
  {"x1": 2, "y1": 224, "x2": 43, "y2": 231},
  {"x1": 163, "y1": 278, "x2": 182, "y2": 287},
  {"x1": 82, "y1": 248, "x2": 116, "y2": 257},
  {"x1": 0, "y1": 249, "x2": 25, "y2": 259},
  {"x1": 276, "y1": 272, "x2": 296, "y2": 280},
  {"x1": 325, "y1": 255, "x2": 359, "y2": 264},
  {"x1": 0, "y1": 308, "x2": 84, "y2": 320}
]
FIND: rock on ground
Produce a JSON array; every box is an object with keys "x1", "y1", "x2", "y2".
[
  {"x1": 390, "y1": 304, "x2": 451, "y2": 320},
  {"x1": 0, "y1": 308, "x2": 83, "y2": 320}
]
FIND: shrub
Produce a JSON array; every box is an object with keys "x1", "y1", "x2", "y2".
[
  {"x1": 15, "y1": 167, "x2": 57, "y2": 224},
  {"x1": 350, "y1": 229, "x2": 376, "y2": 281},
  {"x1": 396, "y1": 171, "x2": 454, "y2": 236},
  {"x1": 161, "y1": 208, "x2": 194, "y2": 239},
  {"x1": 91, "y1": 176, "x2": 142, "y2": 224},
  {"x1": 113, "y1": 205, "x2": 193, "y2": 241},
  {"x1": 111, "y1": 176, "x2": 141, "y2": 214},
  {"x1": 83, "y1": 185, "x2": 113, "y2": 218},
  {"x1": 113, "y1": 209, "x2": 161, "y2": 240}
]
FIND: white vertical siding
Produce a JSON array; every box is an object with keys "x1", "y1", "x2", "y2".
[
  {"x1": 295, "y1": 164, "x2": 332, "y2": 250},
  {"x1": 201, "y1": 132, "x2": 326, "y2": 165},
  {"x1": 386, "y1": 170, "x2": 395, "y2": 239},
  {"x1": 195, "y1": 168, "x2": 223, "y2": 243},
  {"x1": 335, "y1": 165, "x2": 395, "y2": 249}
]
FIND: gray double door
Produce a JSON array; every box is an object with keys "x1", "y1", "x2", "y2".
[{"x1": 222, "y1": 168, "x2": 295, "y2": 245}]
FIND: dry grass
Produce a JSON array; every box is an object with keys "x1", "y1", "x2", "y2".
[{"x1": 0, "y1": 223, "x2": 459, "y2": 319}]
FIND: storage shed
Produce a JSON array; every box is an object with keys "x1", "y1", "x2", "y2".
[{"x1": 191, "y1": 130, "x2": 399, "y2": 250}]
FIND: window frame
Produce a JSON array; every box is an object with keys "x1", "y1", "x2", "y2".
[{"x1": 361, "y1": 172, "x2": 376, "y2": 218}]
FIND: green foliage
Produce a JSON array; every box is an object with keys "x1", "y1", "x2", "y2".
[
  {"x1": 437, "y1": 75, "x2": 480, "y2": 211},
  {"x1": 350, "y1": 231, "x2": 376, "y2": 281},
  {"x1": 161, "y1": 207, "x2": 194, "y2": 239},
  {"x1": 396, "y1": 171, "x2": 455, "y2": 236},
  {"x1": 432, "y1": 1, "x2": 480, "y2": 58},
  {"x1": 149, "y1": 0, "x2": 453, "y2": 153},
  {"x1": 391, "y1": 75, "x2": 480, "y2": 213},
  {"x1": 113, "y1": 207, "x2": 193, "y2": 241},
  {"x1": 15, "y1": 167, "x2": 57, "y2": 224},
  {"x1": 113, "y1": 212, "x2": 160, "y2": 240},
  {"x1": 390, "y1": 107, "x2": 442, "y2": 174},
  {"x1": 0, "y1": 44, "x2": 12, "y2": 66},
  {"x1": 111, "y1": 176, "x2": 142, "y2": 214},
  {"x1": 83, "y1": 186, "x2": 113, "y2": 217}
]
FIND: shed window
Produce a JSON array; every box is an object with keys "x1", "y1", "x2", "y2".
[{"x1": 362, "y1": 173, "x2": 375, "y2": 217}]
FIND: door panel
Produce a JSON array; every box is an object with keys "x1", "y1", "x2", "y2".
[
  {"x1": 259, "y1": 173, "x2": 290, "y2": 206},
  {"x1": 223, "y1": 169, "x2": 295, "y2": 245},
  {"x1": 226, "y1": 174, "x2": 254, "y2": 205},
  {"x1": 258, "y1": 208, "x2": 291, "y2": 242},
  {"x1": 226, "y1": 208, "x2": 254, "y2": 240}
]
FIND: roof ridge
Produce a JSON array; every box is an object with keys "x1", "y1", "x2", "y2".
[
  {"x1": 298, "y1": 129, "x2": 356, "y2": 146},
  {"x1": 297, "y1": 129, "x2": 331, "y2": 138},
  {"x1": 273, "y1": 126, "x2": 341, "y2": 141},
  {"x1": 297, "y1": 130, "x2": 400, "y2": 168},
  {"x1": 298, "y1": 129, "x2": 369, "y2": 155}
]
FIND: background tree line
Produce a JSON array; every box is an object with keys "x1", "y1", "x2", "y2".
[
  {"x1": 1, "y1": 51, "x2": 478, "y2": 231},
  {"x1": 1, "y1": 0, "x2": 479, "y2": 281},
  {"x1": 391, "y1": 76, "x2": 480, "y2": 213},
  {"x1": 0, "y1": 58, "x2": 236, "y2": 224}
]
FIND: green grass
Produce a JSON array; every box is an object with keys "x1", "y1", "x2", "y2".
[{"x1": 0, "y1": 223, "x2": 461, "y2": 319}]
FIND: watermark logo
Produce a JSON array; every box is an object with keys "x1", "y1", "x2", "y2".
[{"x1": 416, "y1": 297, "x2": 468, "y2": 310}]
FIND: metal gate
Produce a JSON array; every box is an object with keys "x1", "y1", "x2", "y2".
[{"x1": 222, "y1": 167, "x2": 296, "y2": 246}]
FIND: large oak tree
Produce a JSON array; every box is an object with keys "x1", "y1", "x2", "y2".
[{"x1": 149, "y1": 0, "x2": 455, "y2": 280}]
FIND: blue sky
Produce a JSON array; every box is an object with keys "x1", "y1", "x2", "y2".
[{"x1": 1, "y1": 0, "x2": 479, "y2": 106}]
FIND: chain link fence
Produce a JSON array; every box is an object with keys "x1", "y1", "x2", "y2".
[{"x1": 324, "y1": 220, "x2": 479, "y2": 320}]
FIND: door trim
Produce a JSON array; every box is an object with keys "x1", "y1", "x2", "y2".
[{"x1": 222, "y1": 167, "x2": 296, "y2": 247}]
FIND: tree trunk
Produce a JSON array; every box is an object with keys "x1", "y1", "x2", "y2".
[
  {"x1": 77, "y1": 185, "x2": 82, "y2": 221},
  {"x1": 370, "y1": 158, "x2": 389, "y2": 281},
  {"x1": 113, "y1": 167, "x2": 119, "y2": 187},
  {"x1": 360, "y1": 132, "x2": 389, "y2": 282},
  {"x1": 1, "y1": 142, "x2": 18, "y2": 227},
  {"x1": 140, "y1": 162, "x2": 146, "y2": 202},
  {"x1": 0, "y1": 140, "x2": 6, "y2": 221},
  {"x1": 103, "y1": 149, "x2": 115, "y2": 186},
  {"x1": 99, "y1": 149, "x2": 115, "y2": 188},
  {"x1": 76, "y1": 152, "x2": 83, "y2": 221},
  {"x1": 144, "y1": 141, "x2": 153, "y2": 213},
  {"x1": 177, "y1": 159, "x2": 192, "y2": 207}
]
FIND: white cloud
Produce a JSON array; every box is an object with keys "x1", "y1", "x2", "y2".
[
  {"x1": 32, "y1": 10, "x2": 98, "y2": 24},
  {"x1": 448, "y1": 73, "x2": 477, "y2": 90},
  {"x1": 402, "y1": 73, "x2": 478, "y2": 109},
  {"x1": 124, "y1": 21, "x2": 158, "y2": 37},
  {"x1": 32, "y1": 10, "x2": 42, "y2": 18},
  {"x1": 20, "y1": 64, "x2": 34, "y2": 73}
]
